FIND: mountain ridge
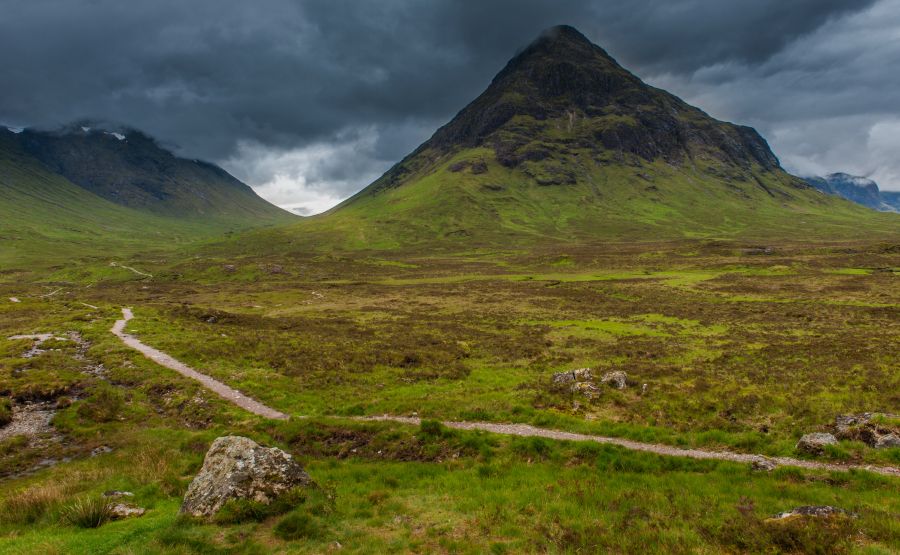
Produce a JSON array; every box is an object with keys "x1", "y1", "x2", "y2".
[
  {"x1": 1, "y1": 123, "x2": 293, "y2": 223},
  {"x1": 804, "y1": 172, "x2": 900, "y2": 213}
]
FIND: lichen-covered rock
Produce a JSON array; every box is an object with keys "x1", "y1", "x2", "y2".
[
  {"x1": 180, "y1": 436, "x2": 313, "y2": 518},
  {"x1": 600, "y1": 371, "x2": 627, "y2": 389},
  {"x1": 796, "y1": 432, "x2": 837, "y2": 455}
]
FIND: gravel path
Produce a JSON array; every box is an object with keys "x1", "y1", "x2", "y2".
[
  {"x1": 109, "y1": 261, "x2": 153, "y2": 279},
  {"x1": 108, "y1": 308, "x2": 899, "y2": 476},
  {"x1": 360, "y1": 416, "x2": 900, "y2": 477},
  {"x1": 111, "y1": 308, "x2": 288, "y2": 420}
]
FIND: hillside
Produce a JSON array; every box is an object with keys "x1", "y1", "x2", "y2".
[
  {"x1": 0, "y1": 127, "x2": 295, "y2": 269},
  {"x1": 3, "y1": 124, "x2": 293, "y2": 223},
  {"x1": 276, "y1": 26, "x2": 898, "y2": 249}
]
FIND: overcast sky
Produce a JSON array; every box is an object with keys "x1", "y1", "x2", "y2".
[{"x1": 2, "y1": 0, "x2": 899, "y2": 214}]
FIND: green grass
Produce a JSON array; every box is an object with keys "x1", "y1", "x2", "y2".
[{"x1": 1, "y1": 419, "x2": 898, "y2": 554}]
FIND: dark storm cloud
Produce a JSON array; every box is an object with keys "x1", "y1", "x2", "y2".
[{"x1": 0, "y1": 0, "x2": 895, "y2": 211}]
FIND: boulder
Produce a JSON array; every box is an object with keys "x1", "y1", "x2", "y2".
[
  {"x1": 600, "y1": 370, "x2": 627, "y2": 389},
  {"x1": 110, "y1": 503, "x2": 145, "y2": 519},
  {"x1": 874, "y1": 433, "x2": 900, "y2": 449},
  {"x1": 750, "y1": 456, "x2": 777, "y2": 472},
  {"x1": 180, "y1": 436, "x2": 313, "y2": 518},
  {"x1": 796, "y1": 432, "x2": 837, "y2": 455}
]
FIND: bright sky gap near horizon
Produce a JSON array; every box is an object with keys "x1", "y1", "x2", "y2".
[{"x1": 2, "y1": 0, "x2": 899, "y2": 215}]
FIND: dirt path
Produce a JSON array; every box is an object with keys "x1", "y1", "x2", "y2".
[
  {"x1": 108, "y1": 309, "x2": 899, "y2": 477},
  {"x1": 111, "y1": 308, "x2": 288, "y2": 420},
  {"x1": 362, "y1": 416, "x2": 900, "y2": 477},
  {"x1": 109, "y1": 261, "x2": 153, "y2": 279}
]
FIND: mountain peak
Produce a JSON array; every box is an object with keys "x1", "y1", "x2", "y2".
[
  {"x1": 529, "y1": 25, "x2": 598, "y2": 52},
  {"x1": 360, "y1": 25, "x2": 781, "y2": 196}
]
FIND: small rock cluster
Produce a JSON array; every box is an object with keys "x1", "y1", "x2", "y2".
[
  {"x1": 551, "y1": 368, "x2": 628, "y2": 397},
  {"x1": 180, "y1": 436, "x2": 314, "y2": 518},
  {"x1": 834, "y1": 413, "x2": 900, "y2": 449},
  {"x1": 796, "y1": 412, "x2": 900, "y2": 456}
]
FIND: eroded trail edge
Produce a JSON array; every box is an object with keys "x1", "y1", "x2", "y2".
[
  {"x1": 110, "y1": 308, "x2": 899, "y2": 476},
  {"x1": 111, "y1": 308, "x2": 288, "y2": 420}
]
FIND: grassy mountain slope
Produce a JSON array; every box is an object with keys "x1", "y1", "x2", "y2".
[
  {"x1": 0, "y1": 131, "x2": 290, "y2": 268},
  {"x1": 5, "y1": 125, "x2": 293, "y2": 224},
  {"x1": 263, "y1": 25, "x2": 897, "y2": 250}
]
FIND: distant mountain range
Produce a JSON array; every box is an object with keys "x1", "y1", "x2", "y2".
[{"x1": 804, "y1": 173, "x2": 900, "y2": 213}]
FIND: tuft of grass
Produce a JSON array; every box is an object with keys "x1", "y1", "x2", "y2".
[
  {"x1": 0, "y1": 397, "x2": 11, "y2": 426},
  {"x1": 274, "y1": 512, "x2": 325, "y2": 541},
  {"x1": 418, "y1": 419, "x2": 449, "y2": 438},
  {"x1": 0, "y1": 483, "x2": 67, "y2": 525},
  {"x1": 59, "y1": 496, "x2": 114, "y2": 529},
  {"x1": 75, "y1": 383, "x2": 125, "y2": 423}
]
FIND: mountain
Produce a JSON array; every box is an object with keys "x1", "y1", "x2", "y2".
[
  {"x1": 290, "y1": 25, "x2": 897, "y2": 248},
  {"x1": 2, "y1": 123, "x2": 292, "y2": 222},
  {"x1": 804, "y1": 173, "x2": 900, "y2": 213},
  {"x1": 0, "y1": 124, "x2": 294, "y2": 267}
]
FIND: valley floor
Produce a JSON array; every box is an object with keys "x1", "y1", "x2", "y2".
[{"x1": 0, "y1": 239, "x2": 898, "y2": 553}]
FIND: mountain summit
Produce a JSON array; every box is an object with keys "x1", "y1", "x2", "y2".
[
  {"x1": 290, "y1": 26, "x2": 898, "y2": 247},
  {"x1": 362, "y1": 24, "x2": 779, "y2": 197}
]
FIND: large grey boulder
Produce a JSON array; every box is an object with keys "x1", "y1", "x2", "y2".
[
  {"x1": 796, "y1": 432, "x2": 837, "y2": 455},
  {"x1": 180, "y1": 436, "x2": 313, "y2": 518}
]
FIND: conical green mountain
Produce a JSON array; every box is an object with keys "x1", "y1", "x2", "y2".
[{"x1": 297, "y1": 25, "x2": 896, "y2": 248}]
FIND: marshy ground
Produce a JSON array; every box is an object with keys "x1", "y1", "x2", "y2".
[{"x1": 0, "y1": 239, "x2": 898, "y2": 553}]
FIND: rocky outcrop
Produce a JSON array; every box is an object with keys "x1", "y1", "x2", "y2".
[
  {"x1": 180, "y1": 436, "x2": 314, "y2": 518},
  {"x1": 796, "y1": 433, "x2": 837, "y2": 455},
  {"x1": 834, "y1": 413, "x2": 900, "y2": 449},
  {"x1": 552, "y1": 368, "x2": 629, "y2": 396}
]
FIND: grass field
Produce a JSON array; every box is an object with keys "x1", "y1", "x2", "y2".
[{"x1": 1, "y1": 238, "x2": 898, "y2": 553}]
